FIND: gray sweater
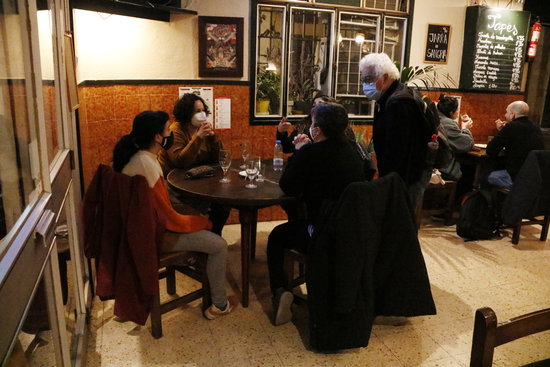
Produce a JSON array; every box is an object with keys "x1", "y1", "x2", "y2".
[{"x1": 438, "y1": 111, "x2": 474, "y2": 181}]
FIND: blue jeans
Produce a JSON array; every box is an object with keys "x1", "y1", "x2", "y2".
[{"x1": 487, "y1": 170, "x2": 513, "y2": 189}]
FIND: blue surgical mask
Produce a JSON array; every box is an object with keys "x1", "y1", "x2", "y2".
[{"x1": 362, "y1": 82, "x2": 381, "y2": 101}]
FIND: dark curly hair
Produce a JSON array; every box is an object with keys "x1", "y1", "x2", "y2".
[{"x1": 173, "y1": 93, "x2": 210, "y2": 124}]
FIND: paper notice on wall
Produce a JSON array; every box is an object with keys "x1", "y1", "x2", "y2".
[
  {"x1": 178, "y1": 87, "x2": 214, "y2": 124},
  {"x1": 214, "y1": 97, "x2": 231, "y2": 130}
]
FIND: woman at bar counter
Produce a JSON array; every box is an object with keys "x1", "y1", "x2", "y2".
[
  {"x1": 113, "y1": 111, "x2": 238, "y2": 320},
  {"x1": 267, "y1": 102, "x2": 366, "y2": 326},
  {"x1": 158, "y1": 93, "x2": 230, "y2": 235},
  {"x1": 436, "y1": 96, "x2": 474, "y2": 181}
]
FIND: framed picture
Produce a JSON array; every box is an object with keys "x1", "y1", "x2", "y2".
[
  {"x1": 424, "y1": 24, "x2": 451, "y2": 64},
  {"x1": 198, "y1": 16, "x2": 244, "y2": 78}
]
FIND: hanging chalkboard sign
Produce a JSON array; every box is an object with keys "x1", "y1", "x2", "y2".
[
  {"x1": 424, "y1": 24, "x2": 451, "y2": 64},
  {"x1": 459, "y1": 6, "x2": 530, "y2": 92}
]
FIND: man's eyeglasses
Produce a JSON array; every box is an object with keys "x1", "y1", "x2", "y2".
[{"x1": 361, "y1": 75, "x2": 378, "y2": 84}]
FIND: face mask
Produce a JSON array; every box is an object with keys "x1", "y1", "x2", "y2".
[
  {"x1": 191, "y1": 111, "x2": 207, "y2": 127},
  {"x1": 160, "y1": 131, "x2": 174, "y2": 150},
  {"x1": 363, "y1": 82, "x2": 381, "y2": 101}
]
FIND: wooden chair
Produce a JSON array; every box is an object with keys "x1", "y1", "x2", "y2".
[
  {"x1": 283, "y1": 249, "x2": 307, "y2": 303},
  {"x1": 497, "y1": 186, "x2": 550, "y2": 245},
  {"x1": 416, "y1": 180, "x2": 457, "y2": 229},
  {"x1": 498, "y1": 150, "x2": 550, "y2": 245},
  {"x1": 151, "y1": 251, "x2": 209, "y2": 339},
  {"x1": 470, "y1": 307, "x2": 550, "y2": 367}
]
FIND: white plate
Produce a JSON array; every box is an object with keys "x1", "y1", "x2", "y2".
[
  {"x1": 239, "y1": 171, "x2": 247, "y2": 177},
  {"x1": 474, "y1": 143, "x2": 487, "y2": 149}
]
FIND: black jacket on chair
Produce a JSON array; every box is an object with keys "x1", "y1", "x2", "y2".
[
  {"x1": 307, "y1": 173, "x2": 436, "y2": 351},
  {"x1": 502, "y1": 150, "x2": 550, "y2": 226}
]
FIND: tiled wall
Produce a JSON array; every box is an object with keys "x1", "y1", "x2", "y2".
[
  {"x1": 78, "y1": 82, "x2": 300, "y2": 223},
  {"x1": 77, "y1": 82, "x2": 522, "y2": 223}
]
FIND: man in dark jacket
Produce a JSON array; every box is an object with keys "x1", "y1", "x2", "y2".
[
  {"x1": 267, "y1": 102, "x2": 365, "y2": 326},
  {"x1": 486, "y1": 101, "x2": 544, "y2": 189},
  {"x1": 359, "y1": 52, "x2": 434, "y2": 208}
]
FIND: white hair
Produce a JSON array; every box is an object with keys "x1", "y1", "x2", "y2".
[{"x1": 359, "y1": 53, "x2": 400, "y2": 81}]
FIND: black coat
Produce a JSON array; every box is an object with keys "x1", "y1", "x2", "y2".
[
  {"x1": 307, "y1": 173, "x2": 436, "y2": 351},
  {"x1": 486, "y1": 116, "x2": 544, "y2": 179},
  {"x1": 502, "y1": 150, "x2": 550, "y2": 225},
  {"x1": 374, "y1": 81, "x2": 434, "y2": 185},
  {"x1": 279, "y1": 138, "x2": 365, "y2": 225}
]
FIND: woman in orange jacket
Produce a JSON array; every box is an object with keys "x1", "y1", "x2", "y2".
[{"x1": 113, "y1": 111, "x2": 237, "y2": 319}]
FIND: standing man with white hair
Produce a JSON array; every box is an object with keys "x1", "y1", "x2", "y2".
[
  {"x1": 359, "y1": 52, "x2": 435, "y2": 209},
  {"x1": 486, "y1": 100, "x2": 544, "y2": 189}
]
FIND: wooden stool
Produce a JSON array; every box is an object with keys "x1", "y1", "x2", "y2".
[{"x1": 416, "y1": 181, "x2": 457, "y2": 229}]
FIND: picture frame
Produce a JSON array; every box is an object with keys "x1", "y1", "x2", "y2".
[
  {"x1": 198, "y1": 16, "x2": 244, "y2": 78},
  {"x1": 424, "y1": 24, "x2": 451, "y2": 64}
]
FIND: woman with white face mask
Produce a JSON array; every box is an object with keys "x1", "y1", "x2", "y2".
[{"x1": 158, "y1": 93, "x2": 229, "y2": 235}]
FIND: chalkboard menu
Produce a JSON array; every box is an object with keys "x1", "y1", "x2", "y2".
[
  {"x1": 459, "y1": 6, "x2": 530, "y2": 92},
  {"x1": 424, "y1": 24, "x2": 451, "y2": 64}
]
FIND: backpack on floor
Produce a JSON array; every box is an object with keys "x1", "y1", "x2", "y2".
[{"x1": 456, "y1": 189, "x2": 500, "y2": 241}]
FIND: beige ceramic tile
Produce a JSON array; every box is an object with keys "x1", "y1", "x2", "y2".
[{"x1": 85, "y1": 222, "x2": 549, "y2": 367}]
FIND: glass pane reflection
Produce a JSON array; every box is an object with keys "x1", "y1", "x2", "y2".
[{"x1": 0, "y1": 0, "x2": 40, "y2": 245}]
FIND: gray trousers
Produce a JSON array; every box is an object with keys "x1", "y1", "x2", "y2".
[{"x1": 162, "y1": 230, "x2": 228, "y2": 307}]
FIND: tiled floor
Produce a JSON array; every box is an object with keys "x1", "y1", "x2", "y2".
[{"x1": 87, "y1": 220, "x2": 550, "y2": 367}]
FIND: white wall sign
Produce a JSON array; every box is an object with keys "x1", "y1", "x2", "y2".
[{"x1": 214, "y1": 97, "x2": 231, "y2": 130}]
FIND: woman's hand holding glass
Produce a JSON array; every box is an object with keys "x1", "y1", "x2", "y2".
[
  {"x1": 219, "y1": 150, "x2": 232, "y2": 183},
  {"x1": 197, "y1": 121, "x2": 214, "y2": 138},
  {"x1": 245, "y1": 157, "x2": 261, "y2": 189},
  {"x1": 460, "y1": 114, "x2": 474, "y2": 130}
]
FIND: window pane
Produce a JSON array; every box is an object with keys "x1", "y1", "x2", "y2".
[
  {"x1": 336, "y1": 13, "x2": 379, "y2": 117},
  {"x1": 288, "y1": 8, "x2": 334, "y2": 116},
  {"x1": 0, "y1": 0, "x2": 41, "y2": 242},
  {"x1": 37, "y1": 1, "x2": 62, "y2": 164},
  {"x1": 364, "y1": 0, "x2": 408, "y2": 12},
  {"x1": 383, "y1": 16, "x2": 407, "y2": 66},
  {"x1": 255, "y1": 5, "x2": 285, "y2": 117}
]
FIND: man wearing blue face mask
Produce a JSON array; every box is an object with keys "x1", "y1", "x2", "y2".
[{"x1": 359, "y1": 53, "x2": 435, "y2": 210}]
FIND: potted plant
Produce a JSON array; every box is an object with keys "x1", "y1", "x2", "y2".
[
  {"x1": 396, "y1": 62, "x2": 457, "y2": 89},
  {"x1": 256, "y1": 69, "x2": 281, "y2": 114}
]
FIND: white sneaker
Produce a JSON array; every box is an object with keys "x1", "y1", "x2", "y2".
[
  {"x1": 274, "y1": 290, "x2": 294, "y2": 326},
  {"x1": 203, "y1": 295, "x2": 239, "y2": 320}
]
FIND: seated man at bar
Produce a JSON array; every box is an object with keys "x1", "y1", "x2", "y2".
[
  {"x1": 486, "y1": 101, "x2": 544, "y2": 189},
  {"x1": 266, "y1": 102, "x2": 366, "y2": 326}
]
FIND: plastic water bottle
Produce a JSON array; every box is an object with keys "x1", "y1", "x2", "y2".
[{"x1": 273, "y1": 140, "x2": 284, "y2": 171}]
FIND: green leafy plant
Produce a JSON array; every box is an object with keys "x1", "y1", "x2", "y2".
[
  {"x1": 396, "y1": 62, "x2": 457, "y2": 90},
  {"x1": 256, "y1": 69, "x2": 281, "y2": 109}
]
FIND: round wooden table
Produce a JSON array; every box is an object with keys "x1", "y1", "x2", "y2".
[{"x1": 167, "y1": 161, "x2": 294, "y2": 307}]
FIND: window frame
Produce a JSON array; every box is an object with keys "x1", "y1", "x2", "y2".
[{"x1": 249, "y1": 0, "x2": 411, "y2": 126}]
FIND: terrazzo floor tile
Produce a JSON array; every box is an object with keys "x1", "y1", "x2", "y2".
[{"x1": 83, "y1": 221, "x2": 549, "y2": 367}]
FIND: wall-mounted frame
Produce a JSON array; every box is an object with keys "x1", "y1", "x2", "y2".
[
  {"x1": 198, "y1": 16, "x2": 244, "y2": 78},
  {"x1": 424, "y1": 24, "x2": 451, "y2": 64}
]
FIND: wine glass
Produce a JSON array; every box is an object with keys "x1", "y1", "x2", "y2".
[
  {"x1": 219, "y1": 150, "x2": 232, "y2": 183},
  {"x1": 240, "y1": 141, "x2": 250, "y2": 169},
  {"x1": 245, "y1": 157, "x2": 260, "y2": 189}
]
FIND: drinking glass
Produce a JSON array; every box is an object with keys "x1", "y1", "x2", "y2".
[
  {"x1": 219, "y1": 149, "x2": 232, "y2": 183},
  {"x1": 245, "y1": 157, "x2": 260, "y2": 189},
  {"x1": 240, "y1": 141, "x2": 250, "y2": 169}
]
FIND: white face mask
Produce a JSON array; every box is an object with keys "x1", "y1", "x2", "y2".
[
  {"x1": 191, "y1": 111, "x2": 207, "y2": 127},
  {"x1": 309, "y1": 126, "x2": 318, "y2": 142}
]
